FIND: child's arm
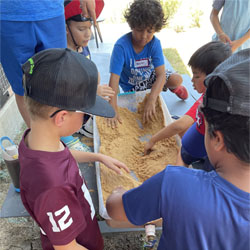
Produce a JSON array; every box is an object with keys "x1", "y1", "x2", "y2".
[
  {"x1": 70, "y1": 150, "x2": 130, "y2": 175},
  {"x1": 54, "y1": 239, "x2": 88, "y2": 250},
  {"x1": 80, "y1": 0, "x2": 96, "y2": 26},
  {"x1": 107, "y1": 73, "x2": 122, "y2": 128},
  {"x1": 106, "y1": 187, "x2": 162, "y2": 227},
  {"x1": 107, "y1": 169, "x2": 165, "y2": 225},
  {"x1": 210, "y1": 8, "x2": 232, "y2": 45},
  {"x1": 143, "y1": 65, "x2": 166, "y2": 123},
  {"x1": 106, "y1": 187, "x2": 130, "y2": 221},
  {"x1": 144, "y1": 115, "x2": 194, "y2": 155},
  {"x1": 231, "y1": 29, "x2": 250, "y2": 52}
]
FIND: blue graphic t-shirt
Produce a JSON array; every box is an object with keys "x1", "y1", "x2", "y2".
[
  {"x1": 109, "y1": 32, "x2": 164, "y2": 92},
  {"x1": 0, "y1": 0, "x2": 64, "y2": 21}
]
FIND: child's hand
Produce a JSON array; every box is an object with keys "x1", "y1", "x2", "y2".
[
  {"x1": 97, "y1": 84, "x2": 115, "y2": 101},
  {"x1": 99, "y1": 154, "x2": 129, "y2": 175},
  {"x1": 143, "y1": 98, "x2": 157, "y2": 123},
  {"x1": 218, "y1": 32, "x2": 232, "y2": 45},
  {"x1": 107, "y1": 114, "x2": 122, "y2": 129},
  {"x1": 144, "y1": 140, "x2": 155, "y2": 155}
]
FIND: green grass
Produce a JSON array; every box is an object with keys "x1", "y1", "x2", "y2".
[{"x1": 163, "y1": 48, "x2": 190, "y2": 76}]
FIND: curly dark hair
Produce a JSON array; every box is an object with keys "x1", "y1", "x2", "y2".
[
  {"x1": 201, "y1": 77, "x2": 250, "y2": 163},
  {"x1": 124, "y1": 0, "x2": 167, "y2": 32}
]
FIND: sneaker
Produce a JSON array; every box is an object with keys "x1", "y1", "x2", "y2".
[
  {"x1": 170, "y1": 85, "x2": 188, "y2": 100},
  {"x1": 77, "y1": 117, "x2": 93, "y2": 138},
  {"x1": 61, "y1": 136, "x2": 91, "y2": 152}
]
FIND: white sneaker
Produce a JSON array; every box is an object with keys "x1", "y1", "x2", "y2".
[{"x1": 78, "y1": 117, "x2": 93, "y2": 138}]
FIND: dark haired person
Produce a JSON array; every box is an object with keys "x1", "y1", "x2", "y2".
[
  {"x1": 144, "y1": 41, "x2": 231, "y2": 156},
  {"x1": 106, "y1": 49, "x2": 250, "y2": 250},
  {"x1": 62, "y1": 0, "x2": 114, "y2": 142},
  {"x1": 107, "y1": 0, "x2": 188, "y2": 127}
]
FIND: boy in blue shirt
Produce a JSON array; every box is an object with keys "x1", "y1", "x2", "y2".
[
  {"x1": 107, "y1": 0, "x2": 188, "y2": 127},
  {"x1": 106, "y1": 49, "x2": 250, "y2": 250}
]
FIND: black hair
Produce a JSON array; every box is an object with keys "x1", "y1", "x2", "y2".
[
  {"x1": 124, "y1": 0, "x2": 167, "y2": 32},
  {"x1": 188, "y1": 41, "x2": 232, "y2": 75},
  {"x1": 201, "y1": 77, "x2": 250, "y2": 163}
]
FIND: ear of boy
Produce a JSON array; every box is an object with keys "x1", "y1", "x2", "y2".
[
  {"x1": 53, "y1": 110, "x2": 69, "y2": 127},
  {"x1": 212, "y1": 130, "x2": 225, "y2": 152}
]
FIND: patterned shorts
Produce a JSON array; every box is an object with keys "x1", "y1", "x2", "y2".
[{"x1": 130, "y1": 69, "x2": 173, "y2": 92}]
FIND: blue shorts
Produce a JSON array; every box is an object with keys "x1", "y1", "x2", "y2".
[
  {"x1": 181, "y1": 123, "x2": 207, "y2": 165},
  {"x1": 0, "y1": 15, "x2": 66, "y2": 96}
]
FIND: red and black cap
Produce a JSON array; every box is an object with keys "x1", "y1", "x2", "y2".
[{"x1": 64, "y1": 0, "x2": 92, "y2": 22}]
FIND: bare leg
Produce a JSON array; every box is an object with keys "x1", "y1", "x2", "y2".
[
  {"x1": 166, "y1": 73, "x2": 183, "y2": 89},
  {"x1": 166, "y1": 73, "x2": 188, "y2": 100},
  {"x1": 15, "y1": 94, "x2": 30, "y2": 127}
]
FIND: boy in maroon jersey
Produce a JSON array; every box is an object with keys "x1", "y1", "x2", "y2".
[{"x1": 19, "y1": 48, "x2": 129, "y2": 250}]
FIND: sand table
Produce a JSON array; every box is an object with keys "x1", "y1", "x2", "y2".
[{"x1": 96, "y1": 95, "x2": 179, "y2": 203}]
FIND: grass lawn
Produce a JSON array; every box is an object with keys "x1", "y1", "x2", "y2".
[{"x1": 163, "y1": 48, "x2": 190, "y2": 76}]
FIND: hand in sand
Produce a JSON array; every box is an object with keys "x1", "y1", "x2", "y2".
[
  {"x1": 107, "y1": 114, "x2": 122, "y2": 129},
  {"x1": 143, "y1": 98, "x2": 157, "y2": 124},
  {"x1": 144, "y1": 140, "x2": 155, "y2": 155}
]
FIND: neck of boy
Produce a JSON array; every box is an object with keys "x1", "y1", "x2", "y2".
[
  {"x1": 26, "y1": 120, "x2": 64, "y2": 153},
  {"x1": 67, "y1": 42, "x2": 82, "y2": 53},
  {"x1": 131, "y1": 39, "x2": 144, "y2": 54},
  {"x1": 216, "y1": 158, "x2": 250, "y2": 193},
  {"x1": 132, "y1": 43, "x2": 144, "y2": 54}
]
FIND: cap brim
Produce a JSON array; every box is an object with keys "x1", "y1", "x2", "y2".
[{"x1": 82, "y1": 95, "x2": 115, "y2": 118}]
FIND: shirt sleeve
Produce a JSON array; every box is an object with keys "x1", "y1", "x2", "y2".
[
  {"x1": 34, "y1": 185, "x2": 86, "y2": 246},
  {"x1": 109, "y1": 44, "x2": 125, "y2": 76},
  {"x1": 212, "y1": 0, "x2": 225, "y2": 11},
  {"x1": 185, "y1": 95, "x2": 203, "y2": 121},
  {"x1": 151, "y1": 38, "x2": 165, "y2": 68},
  {"x1": 122, "y1": 169, "x2": 165, "y2": 226}
]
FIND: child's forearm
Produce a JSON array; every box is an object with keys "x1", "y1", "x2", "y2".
[
  {"x1": 151, "y1": 115, "x2": 194, "y2": 144},
  {"x1": 149, "y1": 66, "x2": 166, "y2": 102},
  {"x1": 151, "y1": 123, "x2": 180, "y2": 144},
  {"x1": 71, "y1": 150, "x2": 129, "y2": 175},
  {"x1": 234, "y1": 30, "x2": 250, "y2": 47},
  {"x1": 109, "y1": 73, "x2": 120, "y2": 113},
  {"x1": 70, "y1": 150, "x2": 103, "y2": 163}
]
